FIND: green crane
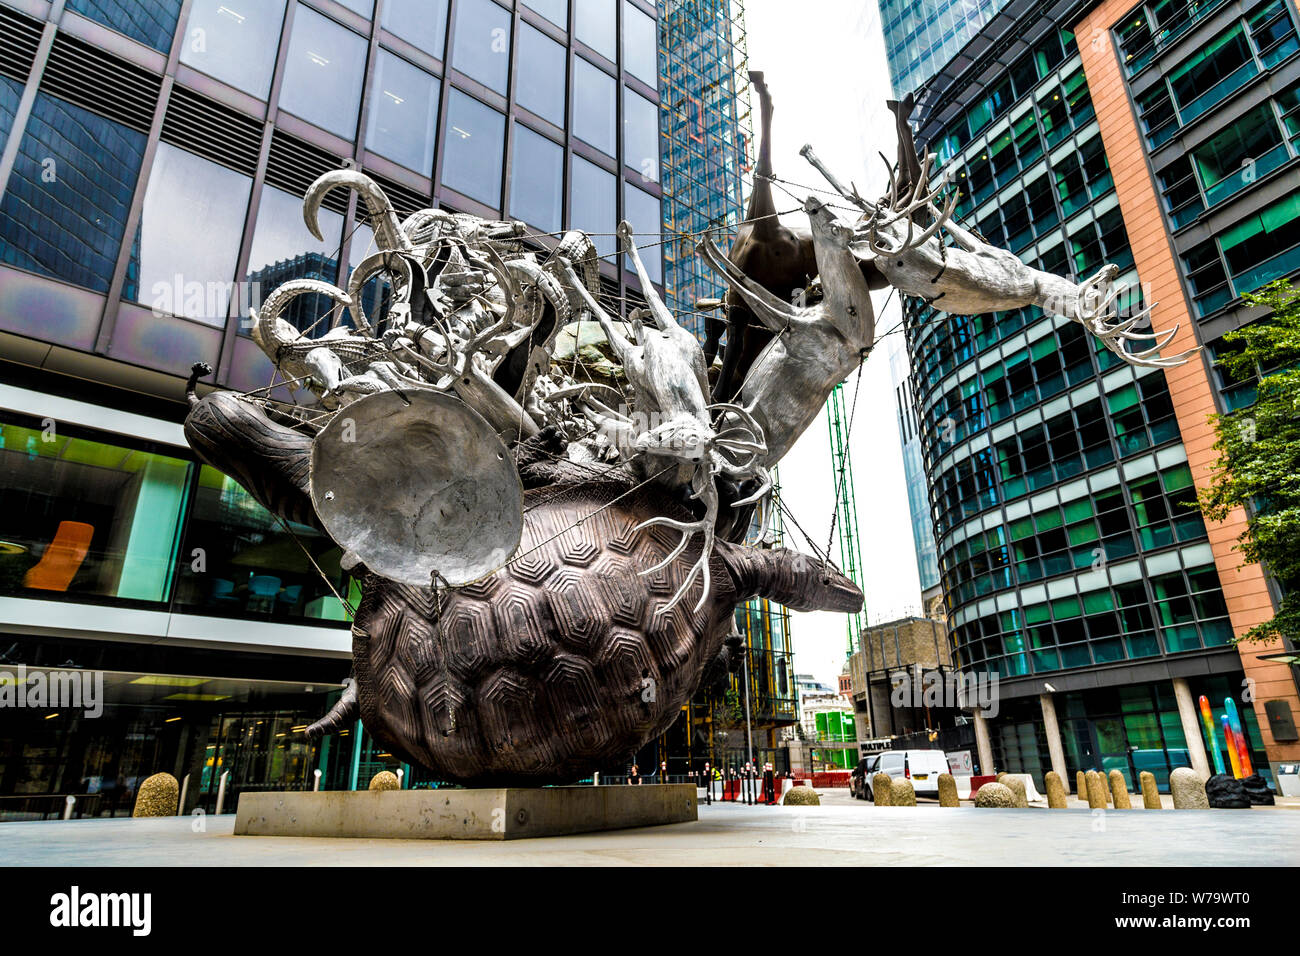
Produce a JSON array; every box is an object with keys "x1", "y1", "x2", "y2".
[{"x1": 826, "y1": 382, "x2": 865, "y2": 655}]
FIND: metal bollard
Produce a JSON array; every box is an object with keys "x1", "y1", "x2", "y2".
[
  {"x1": 396, "y1": 768, "x2": 404, "y2": 789},
  {"x1": 63, "y1": 795, "x2": 75, "y2": 820},
  {"x1": 313, "y1": 768, "x2": 322, "y2": 792},
  {"x1": 214, "y1": 770, "x2": 231, "y2": 816},
  {"x1": 593, "y1": 771, "x2": 599, "y2": 787},
  {"x1": 178, "y1": 773, "x2": 190, "y2": 815}
]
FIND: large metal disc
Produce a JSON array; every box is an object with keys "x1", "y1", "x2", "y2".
[{"x1": 310, "y1": 389, "x2": 523, "y2": 587}]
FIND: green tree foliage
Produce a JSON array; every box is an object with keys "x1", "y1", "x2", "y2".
[{"x1": 1198, "y1": 280, "x2": 1300, "y2": 643}]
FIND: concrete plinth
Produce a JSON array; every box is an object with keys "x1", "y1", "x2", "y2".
[{"x1": 233, "y1": 784, "x2": 697, "y2": 841}]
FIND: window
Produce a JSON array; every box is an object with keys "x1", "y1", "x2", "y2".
[
  {"x1": 623, "y1": 183, "x2": 662, "y2": 284},
  {"x1": 623, "y1": 87, "x2": 660, "y2": 184},
  {"x1": 623, "y1": 2, "x2": 658, "y2": 85},
  {"x1": 132, "y1": 143, "x2": 252, "y2": 325},
  {"x1": 1248, "y1": 0, "x2": 1299, "y2": 67},
  {"x1": 180, "y1": 0, "x2": 288, "y2": 99},
  {"x1": 338, "y1": 0, "x2": 374, "y2": 16},
  {"x1": 441, "y1": 89, "x2": 505, "y2": 207},
  {"x1": 1219, "y1": 193, "x2": 1300, "y2": 292},
  {"x1": 244, "y1": 184, "x2": 343, "y2": 335},
  {"x1": 366, "y1": 50, "x2": 440, "y2": 174},
  {"x1": 0, "y1": 93, "x2": 146, "y2": 294},
  {"x1": 278, "y1": 4, "x2": 367, "y2": 138},
  {"x1": 0, "y1": 414, "x2": 191, "y2": 605},
  {"x1": 452, "y1": 0, "x2": 512, "y2": 95},
  {"x1": 516, "y1": 22, "x2": 566, "y2": 127},
  {"x1": 571, "y1": 155, "x2": 616, "y2": 258},
  {"x1": 1194, "y1": 104, "x2": 1286, "y2": 207},
  {"x1": 381, "y1": 0, "x2": 448, "y2": 59},
  {"x1": 575, "y1": 0, "x2": 617, "y2": 61},
  {"x1": 510, "y1": 124, "x2": 563, "y2": 231},
  {"x1": 1167, "y1": 24, "x2": 1256, "y2": 122},
  {"x1": 0, "y1": 77, "x2": 22, "y2": 171},
  {"x1": 67, "y1": 0, "x2": 184, "y2": 52},
  {"x1": 573, "y1": 58, "x2": 616, "y2": 155},
  {"x1": 523, "y1": 0, "x2": 568, "y2": 28}
]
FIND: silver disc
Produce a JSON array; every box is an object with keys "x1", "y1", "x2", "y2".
[{"x1": 310, "y1": 389, "x2": 523, "y2": 587}]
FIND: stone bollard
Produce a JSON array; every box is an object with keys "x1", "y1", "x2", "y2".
[
  {"x1": 891, "y1": 778, "x2": 917, "y2": 807},
  {"x1": 1139, "y1": 771, "x2": 1161, "y2": 809},
  {"x1": 783, "y1": 786, "x2": 819, "y2": 806},
  {"x1": 1170, "y1": 767, "x2": 1209, "y2": 809},
  {"x1": 1045, "y1": 771, "x2": 1067, "y2": 809},
  {"x1": 975, "y1": 782, "x2": 1015, "y2": 807},
  {"x1": 1085, "y1": 770, "x2": 1108, "y2": 809},
  {"x1": 1108, "y1": 770, "x2": 1132, "y2": 809},
  {"x1": 1076, "y1": 771, "x2": 1087, "y2": 803},
  {"x1": 937, "y1": 773, "x2": 960, "y2": 807},
  {"x1": 996, "y1": 771, "x2": 1006, "y2": 782},
  {"x1": 872, "y1": 772, "x2": 893, "y2": 807},
  {"x1": 1002, "y1": 775, "x2": 1029, "y2": 808},
  {"x1": 369, "y1": 770, "x2": 400, "y2": 791},
  {"x1": 132, "y1": 773, "x2": 180, "y2": 817}
]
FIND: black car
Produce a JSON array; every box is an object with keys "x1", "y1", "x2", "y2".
[{"x1": 849, "y1": 754, "x2": 881, "y2": 800}]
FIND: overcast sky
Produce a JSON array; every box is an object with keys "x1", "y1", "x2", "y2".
[{"x1": 743, "y1": 0, "x2": 924, "y2": 685}]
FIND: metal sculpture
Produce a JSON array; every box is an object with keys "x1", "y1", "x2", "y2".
[{"x1": 183, "y1": 80, "x2": 1194, "y2": 787}]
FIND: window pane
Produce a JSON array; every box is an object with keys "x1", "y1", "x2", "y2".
[
  {"x1": 0, "y1": 76, "x2": 21, "y2": 158},
  {"x1": 382, "y1": 0, "x2": 448, "y2": 59},
  {"x1": 173, "y1": 466, "x2": 350, "y2": 621},
  {"x1": 0, "y1": 93, "x2": 146, "y2": 293},
  {"x1": 442, "y1": 89, "x2": 505, "y2": 207},
  {"x1": 516, "y1": 22, "x2": 566, "y2": 126},
  {"x1": 338, "y1": 0, "x2": 373, "y2": 16},
  {"x1": 179, "y1": 0, "x2": 288, "y2": 99},
  {"x1": 510, "y1": 124, "x2": 563, "y2": 231},
  {"x1": 0, "y1": 414, "x2": 190, "y2": 605},
  {"x1": 244, "y1": 184, "x2": 343, "y2": 336},
  {"x1": 623, "y1": 182, "x2": 661, "y2": 284},
  {"x1": 366, "y1": 49, "x2": 440, "y2": 174},
  {"x1": 452, "y1": 0, "x2": 512, "y2": 95},
  {"x1": 623, "y1": 2, "x2": 658, "y2": 84},
  {"x1": 623, "y1": 86, "x2": 660, "y2": 184},
  {"x1": 571, "y1": 155, "x2": 616, "y2": 258},
  {"x1": 67, "y1": 0, "x2": 184, "y2": 52},
  {"x1": 132, "y1": 142, "x2": 252, "y2": 325},
  {"x1": 575, "y1": 0, "x2": 616, "y2": 60},
  {"x1": 278, "y1": 4, "x2": 367, "y2": 138},
  {"x1": 573, "y1": 58, "x2": 616, "y2": 155},
  {"x1": 523, "y1": 0, "x2": 567, "y2": 27}
]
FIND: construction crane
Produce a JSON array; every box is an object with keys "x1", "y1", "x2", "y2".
[{"x1": 826, "y1": 382, "x2": 865, "y2": 655}]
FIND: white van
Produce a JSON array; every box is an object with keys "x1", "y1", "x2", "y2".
[{"x1": 863, "y1": 749, "x2": 950, "y2": 798}]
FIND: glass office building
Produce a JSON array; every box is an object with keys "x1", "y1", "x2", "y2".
[
  {"x1": 890, "y1": 0, "x2": 1300, "y2": 791},
  {"x1": 0, "y1": 0, "x2": 757, "y2": 814},
  {"x1": 879, "y1": 0, "x2": 1013, "y2": 97}
]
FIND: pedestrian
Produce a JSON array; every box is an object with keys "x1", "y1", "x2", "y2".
[{"x1": 763, "y1": 762, "x2": 776, "y2": 804}]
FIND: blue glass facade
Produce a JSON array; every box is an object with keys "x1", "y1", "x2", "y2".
[{"x1": 879, "y1": 0, "x2": 1011, "y2": 96}]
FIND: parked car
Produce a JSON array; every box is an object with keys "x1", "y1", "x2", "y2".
[{"x1": 854, "y1": 750, "x2": 950, "y2": 798}]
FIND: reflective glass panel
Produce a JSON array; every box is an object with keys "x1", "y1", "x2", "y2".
[
  {"x1": 67, "y1": 0, "x2": 184, "y2": 52},
  {"x1": 0, "y1": 413, "x2": 191, "y2": 604},
  {"x1": 366, "y1": 49, "x2": 441, "y2": 174},
  {"x1": 0, "y1": 76, "x2": 20, "y2": 157},
  {"x1": 131, "y1": 142, "x2": 253, "y2": 325},
  {"x1": 523, "y1": 0, "x2": 567, "y2": 28},
  {"x1": 452, "y1": 0, "x2": 512, "y2": 95},
  {"x1": 0, "y1": 92, "x2": 146, "y2": 294},
  {"x1": 571, "y1": 154, "x2": 615, "y2": 258},
  {"x1": 516, "y1": 22, "x2": 566, "y2": 126},
  {"x1": 623, "y1": 182, "x2": 662, "y2": 284},
  {"x1": 173, "y1": 466, "x2": 352, "y2": 621},
  {"x1": 575, "y1": 0, "x2": 616, "y2": 60},
  {"x1": 623, "y1": 86, "x2": 659, "y2": 184},
  {"x1": 179, "y1": 0, "x2": 288, "y2": 99},
  {"x1": 441, "y1": 89, "x2": 505, "y2": 207},
  {"x1": 623, "y1": 2, "x2": 658, "y2": 84},
  {"x1": 338, "y1": 0, "x2": 374, "y2": 16},
  {"x1": 573, "y1": 58, "x2": 616, "y2": 155},
  {"x1": 510, "y1": 124, "x2": 563, "y2": 231},
  {"x1": 244, "y1": 184, "x2": 343, "y2": 335},
  {"x1": 278, "y1": 4, "x2": 367, "y2": 138},
  {"x1": 381, "y1": 0, "x2": 449, "y2": 59}
]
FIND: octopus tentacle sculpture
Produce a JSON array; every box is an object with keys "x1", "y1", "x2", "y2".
[{"x1": 183, "y1": 81, "x2": 1195, "y2": 786}]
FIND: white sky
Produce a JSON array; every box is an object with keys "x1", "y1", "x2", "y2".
[{"x1": 744, "y1": 0, "x2": 924, "y2": 685}]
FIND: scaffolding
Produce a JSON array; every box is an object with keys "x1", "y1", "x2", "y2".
[
  {"x1": 657, "y1": 0, "x2": 754, "y2": 339},
  {"x1": 827, "y1": 382, "x2": 866, "y2": 655}
]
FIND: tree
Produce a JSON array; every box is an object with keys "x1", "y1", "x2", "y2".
[{"x1": 1198, "y1": 279, "x2": 1300, "y2": 644}]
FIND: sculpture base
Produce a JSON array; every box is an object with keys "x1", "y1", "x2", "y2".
[{"x1": 233, "y1": 784, "x2": 697, "y2": 841}]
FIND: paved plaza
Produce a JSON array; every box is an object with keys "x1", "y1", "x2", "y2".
[{"x1": 3, "y1": 791, "x2": 1297, "y2": 867}]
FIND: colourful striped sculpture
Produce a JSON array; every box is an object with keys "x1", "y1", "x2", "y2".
[
  {"x1": 1199, "y1": 694, "x2": 1226, "y2": 775},
  {"x1": 1224, "y1": 697, "x2": 1254, "y2": 777},
  {"x1": 1221, "y1": 715, "x2": 1242, "y2": 778}
]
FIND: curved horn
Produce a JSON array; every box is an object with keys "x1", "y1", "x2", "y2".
[
  {"x1": 304, "y1": 170, "x2": 412, "y2": 253},
  {"x1": 345, "y1": 251, "x2": 417, "y2": 334},
  {"x1": 251, "y1": 279, "x2": 354, "y2": 361}
]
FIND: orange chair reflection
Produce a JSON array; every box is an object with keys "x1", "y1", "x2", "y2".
[{"x1": 24, "y1": 521, "x2": 94, "y2": 592}]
